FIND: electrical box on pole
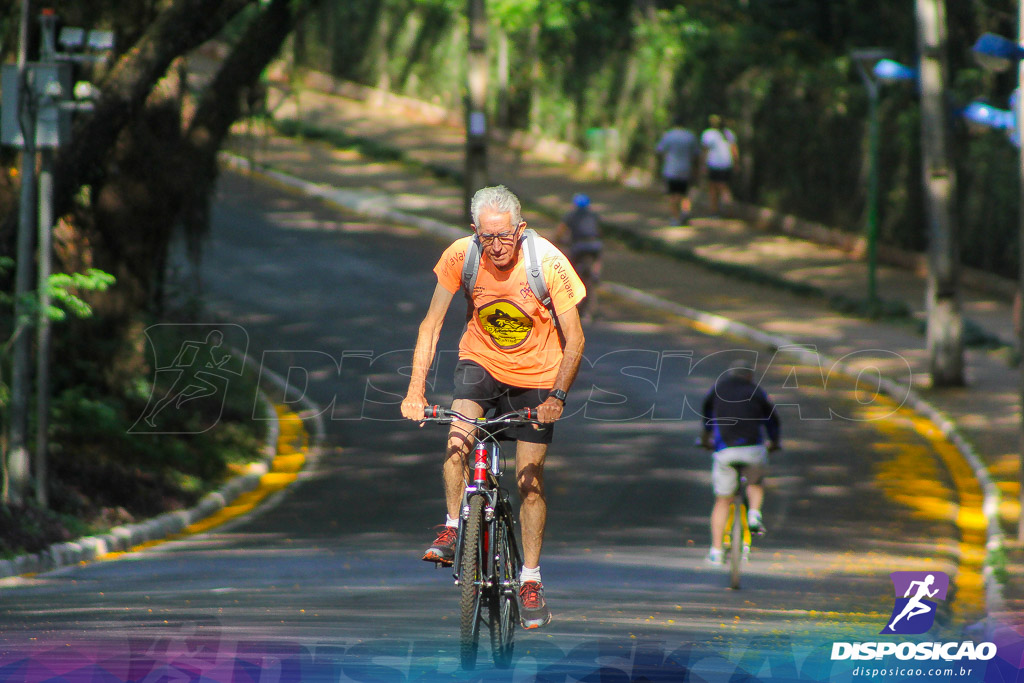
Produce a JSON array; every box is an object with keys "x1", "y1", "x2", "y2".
[{"x1": 1, "y1": 62, "x2": 73, "y2": 148}]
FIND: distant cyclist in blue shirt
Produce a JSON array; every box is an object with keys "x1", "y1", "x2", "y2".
[
  {"x1": 555, "y1": 193, "x2": 603, "y2": 322},
  {"x1": 700, "y1": 361, "x2": 780, "y2": 564}
]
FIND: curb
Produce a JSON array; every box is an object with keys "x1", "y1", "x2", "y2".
[
  {"x1": 0, "y1": 359, "x2": 323, "y2": 580},
  {"x1": 219, "y1": 151, "x2": 1005, "y2": 626},
  {"x1": 221, "y1": 153, "x2": 466, "y2": 244}
]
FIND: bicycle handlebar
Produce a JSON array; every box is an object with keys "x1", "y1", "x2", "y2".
[{"x1": 422, "y1": 405, "x2": 538, "y2": 424}]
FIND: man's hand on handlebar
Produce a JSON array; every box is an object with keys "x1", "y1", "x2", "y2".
[
  {"x1": 401, "y1": 393, "x2": 428, "y2": 421},
  {"x1": 535, "y1": 396, "x2": 564, "y2": 424}
]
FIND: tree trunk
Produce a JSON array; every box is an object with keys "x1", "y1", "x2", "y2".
[
  {"x1": 915, "y1": 0, "x2": 963, "y2": 387},
  {"x1": 179, "y1": 0, "x2": 315, "y2": 251},
  {"x1": 46, "y1": 0, "x2": 317, "y2": 393},
  {"x1": 51, "y1": 0, "x2": 250, "y2": 225}
]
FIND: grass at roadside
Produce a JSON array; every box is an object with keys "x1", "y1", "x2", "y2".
[{"x1": 0, "y1": 325, "x2": 268, "y2": 560}]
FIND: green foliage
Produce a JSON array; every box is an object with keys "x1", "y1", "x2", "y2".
[
  {"x1": 294, "y1": 0, "x2": 1022, "y2": 280},
  {"x1": 43, "y1": 270, "x2": 117, "y2": 322},
  {"x1": 0, "y1": 266, "x2": 116, "y2": 339},
  {"x1": 46, "y1": 351, "x2": 267, "y2": 524},
  {"x1": 0, "y1": 503, "x2": 98, "y2": 559},
  {"x1": 490, "y1": 0, "x2": 571, "y2": 34},
  {"x1": 987, "y1": 542, "x2": 1010, "y2": 586}
]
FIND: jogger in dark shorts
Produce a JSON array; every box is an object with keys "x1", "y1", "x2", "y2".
[{"x1": 656, "y1": 119, "x2": 699, "y2": 225}]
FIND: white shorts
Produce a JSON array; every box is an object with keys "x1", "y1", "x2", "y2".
[{"x1": 712, "y1": 444, "x2": 768, "y2": 497}]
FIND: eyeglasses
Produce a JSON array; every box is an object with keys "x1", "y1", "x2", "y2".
[{"x1": 476, "y1": 229, "x2": 520, "y2": 246}]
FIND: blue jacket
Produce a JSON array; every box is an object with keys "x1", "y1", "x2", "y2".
[{"x1": 701, "y1": 375, "x2": 780, "y2": 452}]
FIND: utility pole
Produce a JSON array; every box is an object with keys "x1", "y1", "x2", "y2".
[
  {"x1": 6, "y1": 0, "x2": 37, "y2": 506},
  {"x1": 1016, "y1": 2, "x2": 1024, "y2": 542},
  {"x1": 915, "y1": 0, "x2": 964, "y2": 387},
  {"x1": 464, "y1": 0, "x2": 488, "y2": 222},
  {"x1": 1, "y1": 8, "x2": 107, "y2": 507},
  {"x1": 31, "y1": 9, "x2": 64, "y2": 508}
]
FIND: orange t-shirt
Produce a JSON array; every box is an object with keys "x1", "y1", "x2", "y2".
[{"x1": 434, "y1": 235, "x2": 586, "y2": 388}]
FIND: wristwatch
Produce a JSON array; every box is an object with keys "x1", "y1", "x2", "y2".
[{"x1": 547, "y1": 389, "x2": 567, "y2": 405}]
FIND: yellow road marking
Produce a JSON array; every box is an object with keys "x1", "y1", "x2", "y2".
[
  {"x1": 862, "y1": 395, "x2": 987, "y2": 619},
  {"x1": 89, "y1": 404, "x2": 308, "y2": 562}
]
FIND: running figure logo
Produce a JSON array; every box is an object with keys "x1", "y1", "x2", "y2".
[
  {"x1": 130, "y1": 324, "x2": 249, "y2": 434},
  {"x1": 880, "y1": 571, "x2": 949, "y2": 635}
]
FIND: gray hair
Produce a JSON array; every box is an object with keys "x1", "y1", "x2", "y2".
[{"x1": 470, "y1": 185, "x2": 523, "y2": 227}]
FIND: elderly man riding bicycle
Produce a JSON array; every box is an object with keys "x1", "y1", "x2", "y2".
[{"x1": 401, "y1": 185, "x2": 587, "y2": 629}]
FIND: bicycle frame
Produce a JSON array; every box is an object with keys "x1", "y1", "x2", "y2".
[
  {"x1": 422, "y1": 406, "x2": 534, "y2": 669},
  {"x1": 452, "y1": 455, "x2": 521, "y2": 590},
  {"x1": 727, "y1": 463, "x2": 750, "y2": 590}
]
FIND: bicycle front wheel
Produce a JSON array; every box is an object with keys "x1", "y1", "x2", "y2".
[
  {"x1": 729, "y1": 498, "x2": 744, "y2": 590},
  {"x1": 460, "y1": 495, "x2": 485, "y2": 670},
  {"x1": 489, "y1": 510, "x2": 520, "y2": 668}
]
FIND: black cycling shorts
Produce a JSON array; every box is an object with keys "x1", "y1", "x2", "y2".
[
  {"x1": 665, "y1": 178, "x2": 690, "y2": 195},
  {"x1": 707, "y1": 167, "x2": 732, "y2": 183},
  {"x1": 452, "y1": 360, "x2": 554, "y2": 444}
]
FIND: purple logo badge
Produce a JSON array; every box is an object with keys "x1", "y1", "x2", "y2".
[{"x1": 880, "y1": 571, "x2": 949, "y2": 635}]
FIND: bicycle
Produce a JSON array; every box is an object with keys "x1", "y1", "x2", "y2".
[
  {"x1": 697, "y1": 439, "x2": 765, "y2": 590},
  {"x1": 421, "y1": 405, "x2": 537, "y2": 670},
  {"x1": 724, "y1": 462, "x2": 756, "y2": 590}
]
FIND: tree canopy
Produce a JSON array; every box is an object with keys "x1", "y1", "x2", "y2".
[{"x1": 294, "y1": 0, "x2": 1022, "y2": 279}]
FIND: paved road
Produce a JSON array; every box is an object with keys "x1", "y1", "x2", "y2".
[{"x1": 0, "y1": 172, "x2": 976, "y2": 681}]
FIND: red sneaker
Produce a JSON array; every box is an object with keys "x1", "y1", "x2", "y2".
[
  {"x1": 518, "y1": 580, "x2": 552, "y2": 629},
  {"x1": 422, "y1": 526, "x2": 457, "y2": 566}
]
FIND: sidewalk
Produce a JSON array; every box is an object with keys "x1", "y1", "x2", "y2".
[{"x1": 227, "y1": 72, "x2": 1022, "y2": 626}]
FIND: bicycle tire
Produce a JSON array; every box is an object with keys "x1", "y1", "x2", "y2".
[
  {"x1": 729, "y1": 495, "x2": 744, "y2": 590},
  {"x1": 460, "y1": 495, "x2": 485, "y2": 670},
  {"x1": 489, "y1": 510, "x2": 519, "y2": 668}
]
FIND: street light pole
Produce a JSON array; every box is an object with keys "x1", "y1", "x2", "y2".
[
  {"x1": 866, "y1": 78, "x2": 881, "y2": 306},
  {"x1": 464, "y1": 0, "x2": 488, "y2": 223},
  {"x1": 35, "y1": 146, "x2": 52, "y2": 508},
  {"x1": 6, "y1": 0, "x2": 36, "y2": 506},
  {"x1": 1016, "y1": 2, "x2": 1024, "y2": 542},
  {"x1": 2, "y1": 9, "x2": 108, "y2": 507},
  {"x1": 852, "y1": 49, "x2": 890, "y2": 309}
]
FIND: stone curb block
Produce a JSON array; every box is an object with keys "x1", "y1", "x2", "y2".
[{"x1": 0, "y1": 363, "x2": 301, "y2": 581}]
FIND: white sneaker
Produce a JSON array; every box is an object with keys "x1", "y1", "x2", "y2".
[
  {"x1": 747, "y1": 509, "x2": 765, "y2": 534},
  {"x1": 706, "y1": 548, "x2": 723, "y2": 564}
]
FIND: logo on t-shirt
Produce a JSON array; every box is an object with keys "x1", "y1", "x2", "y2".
[{"x1": 478, "y1": 299, "x2": 533, "y2": 349}]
